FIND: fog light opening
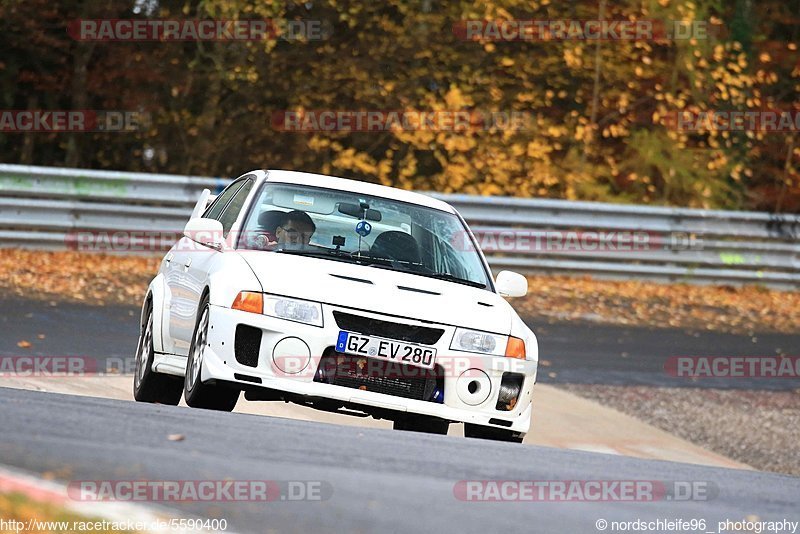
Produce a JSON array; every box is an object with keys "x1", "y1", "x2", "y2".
[
  {"x1": 467, "y1": 380, "x2": 480, "y2": 394},
  {"x1": 496, "y1": 373, "x2": 524, "y2": 411}
]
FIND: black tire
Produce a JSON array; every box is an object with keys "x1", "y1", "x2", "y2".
[
  {"x1": 183, "y1": 294, "x2": 239, "y2": 411},
  {"x1": 464, "y1": 423, "x2": 524, "y2": 443},
  {"x1": 393, "y1": 416, "x2": 449, "y2": 435},
  {"x1": 133, "y1": 299, "x2": 183, "y2": 405}
]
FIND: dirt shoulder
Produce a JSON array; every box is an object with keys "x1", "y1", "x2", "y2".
[{"x1": 560, "y1": 385, "x2": 800, "y2": 477}]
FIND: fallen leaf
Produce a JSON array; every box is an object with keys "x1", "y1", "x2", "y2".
[
  {"x1": 167, "y1": 434, "x2": 185, "y2": 442},
  {"x1": 17, "y1": 340, "x2": 31, "y2": 348}
]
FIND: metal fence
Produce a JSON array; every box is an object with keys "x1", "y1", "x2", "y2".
[{"x1": 1, "y1": 163, "x2": 798, "y2": 288}]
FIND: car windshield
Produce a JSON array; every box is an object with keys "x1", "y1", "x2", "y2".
[{"x1": 237, "y1": 182, "x2": 491, "y2": 289}]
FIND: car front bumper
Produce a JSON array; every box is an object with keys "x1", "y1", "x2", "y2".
[{"x1": 201, "y1": 304, "x2": 537, "y2": 435}]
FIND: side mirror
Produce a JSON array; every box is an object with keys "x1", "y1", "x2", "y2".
[
  {"x1": 189, "y1": 188, "x2": 212, "y2": 219},
  {"x1": 495, "y1": 270, "x2": 528, "y2": 298},
  {"x1": 184, "y1": 218, "x2": 224, "y2": 250}
]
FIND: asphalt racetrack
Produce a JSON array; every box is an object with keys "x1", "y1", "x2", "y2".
[{"x1": 1, "y1": 387, "x2": 799, "y2": 533}]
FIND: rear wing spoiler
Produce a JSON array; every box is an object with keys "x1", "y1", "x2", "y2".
[{"x1": 189, "y1": 189, "x2": 217, "y2": 219}]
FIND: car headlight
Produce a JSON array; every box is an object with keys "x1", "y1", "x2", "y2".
[
  {"x1": 264, "y1": 295, "x2": 323, "y2": 327},
  {"x1": 450, "y1": 328, "x2": 508, "y2": 356}
]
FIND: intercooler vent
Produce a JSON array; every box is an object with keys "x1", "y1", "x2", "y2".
[
  {"x1": 332, "y1": 311, "x2": 444, "y2": 345},
  {"x1": 234, "y1": 324, "x2": 261, "y2": 367},
  {"x1": 314, "y1": 350, "x2": 443, "y2": 402}
]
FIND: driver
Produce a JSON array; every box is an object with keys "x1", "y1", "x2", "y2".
[{"x1": 275, "y1": 210, "x2": 316, "y2": 246}]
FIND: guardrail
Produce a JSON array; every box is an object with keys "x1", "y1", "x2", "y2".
[{"x1": 1, "y1": 164, "x2": 798, "y2": 288}]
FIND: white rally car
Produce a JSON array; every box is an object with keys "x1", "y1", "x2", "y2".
[{"x1": 134, "y1": 170, "x2": 538, "y2": 442}]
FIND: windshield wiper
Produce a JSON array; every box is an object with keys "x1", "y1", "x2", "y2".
[{"x1": 272, "y1": 248, "x2": 354, "y2": 262}]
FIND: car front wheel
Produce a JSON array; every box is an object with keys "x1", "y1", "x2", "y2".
[
  {"x1": 133, "y1": 300, "x2": 182, "y2": 405},
  {"x1": 183, "y1": 295, "x2": 239, "y2": 411}
]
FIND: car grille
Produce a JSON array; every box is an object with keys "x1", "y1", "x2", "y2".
[
  {"x1": 314, "y1": 350, "x2": 442, "y2": 402},
  {"x1": 332, "y1": 311, "x2": 444, "y2": 345}
]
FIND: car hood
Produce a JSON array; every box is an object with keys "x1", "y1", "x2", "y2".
[{"x1": 237, "y1": 251, "x2": 514, "y2": 333}]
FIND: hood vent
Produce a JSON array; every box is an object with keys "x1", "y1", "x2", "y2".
[
  {"x1": 330, "y1": 273, "x2": 373, "y2": 284},
  {"x1": 397, "y1": 285, "x2": 440, "y2": 296}
]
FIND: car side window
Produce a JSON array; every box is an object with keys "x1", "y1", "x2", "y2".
[
  {"x1": 217, "y1": 180, "x2": 254, "y2": 237},
  {"x1": 204, "y1": 180, "x2": 244, "y2": 221}
]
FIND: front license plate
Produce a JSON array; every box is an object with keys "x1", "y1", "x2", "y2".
[{"x1": 335, "y1": 331, "x2": 436, "y2": 369}]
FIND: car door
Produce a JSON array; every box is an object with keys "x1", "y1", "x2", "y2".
[{"x1": 166, "y1": 179, "x2": 245, "y2": 355}]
